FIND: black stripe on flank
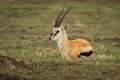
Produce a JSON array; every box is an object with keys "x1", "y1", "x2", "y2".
[{"x1": 79, "y1": 50, "x2": 93, "y2": 58}]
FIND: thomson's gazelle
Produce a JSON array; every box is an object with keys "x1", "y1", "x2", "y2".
[{"x1": 49, "y1": 8, "x2": 93, "y2": 59}]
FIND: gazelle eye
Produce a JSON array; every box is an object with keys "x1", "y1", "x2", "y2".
[{"x1": 56, "y1": 30, "x2": 60, "y2": 33}]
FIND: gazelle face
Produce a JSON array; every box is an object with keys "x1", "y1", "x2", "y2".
[
  {"x1": 49, "y1": 7, "x2": 70, "y2": 41},
  {"x1": 49, "y1": 27, "x2": 63, "y2": 41}
]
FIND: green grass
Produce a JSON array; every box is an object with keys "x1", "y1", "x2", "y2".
[{"x1": 0, "y1": 0, "x2": 120, "y2": 80}]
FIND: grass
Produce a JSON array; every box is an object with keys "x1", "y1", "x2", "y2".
[{"x1": 0, "y1": 0, "x2": 120, "y2": 80}]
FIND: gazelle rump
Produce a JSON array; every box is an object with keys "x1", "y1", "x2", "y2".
[{"x1": 49, "y1": 8, "x2": 93, "y2": 59}]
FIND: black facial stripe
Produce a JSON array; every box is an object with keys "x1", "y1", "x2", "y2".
[
  {"x1": 53, "y1": 31, "x2": 58, "y2": 37},
  {"x1": 52, "y1": 29, "x2": 60, "y2": 38}
]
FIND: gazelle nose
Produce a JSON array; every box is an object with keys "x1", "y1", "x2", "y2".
[{"x1": 49, "y1": 33, "x2": 53, "y2": 40}]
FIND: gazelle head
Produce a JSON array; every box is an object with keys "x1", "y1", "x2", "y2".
[{"x1": 49, "y1": 7, "x2": 71, "y2": 41}]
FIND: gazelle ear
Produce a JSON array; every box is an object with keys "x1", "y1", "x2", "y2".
[
  {"x1": 64, "y1": 24, "x2": 70, "y2": 30},
  {"x1": 64, "y1": 25, "x2": 68, "y2": 30},
  {"x1": 62, "y1": 25, "x2": 68, "y2": 31}
]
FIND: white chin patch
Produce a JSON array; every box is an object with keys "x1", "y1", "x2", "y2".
[
  {"x1": 51, "y1": 38, "x2": 57, "y2": 41},
  {"x1": 53, "y1": 39, "x2": 58, "y2": 41}
]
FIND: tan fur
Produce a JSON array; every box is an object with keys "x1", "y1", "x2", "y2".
[{"x1": 49, "y1": 27, "x2": 93, "y2": 60}]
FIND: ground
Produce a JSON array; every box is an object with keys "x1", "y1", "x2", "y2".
[{"x1": 0, "y1": 0, "x2": 120, "y2": 80}]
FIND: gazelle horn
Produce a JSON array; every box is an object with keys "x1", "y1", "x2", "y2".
[{"x1": 54, "y1": 7, "x2": 71, "y2": 27}]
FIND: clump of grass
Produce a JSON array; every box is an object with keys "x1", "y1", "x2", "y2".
[{"x1": 93, "y1": 54, "x2": 115, "y2": 60}]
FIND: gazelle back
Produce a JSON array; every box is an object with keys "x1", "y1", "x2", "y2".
[{"x1": 49, "y1": 8, "x2": 93, "y2": 60}]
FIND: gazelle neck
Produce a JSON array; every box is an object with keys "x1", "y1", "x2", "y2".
[{"x1": 56, "y1": 31, "x2": 69, "y2": 49}]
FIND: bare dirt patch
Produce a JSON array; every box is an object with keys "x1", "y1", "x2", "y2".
[
  {"x1": 0, "y1": 55, "x2": 32, "y2": 80},
  {"x1": 0, "y1": 56, "x2": 29, "y2": 70},
  {"x1": 0, "y1": 73, "x2": 28, "y2": 80}
]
